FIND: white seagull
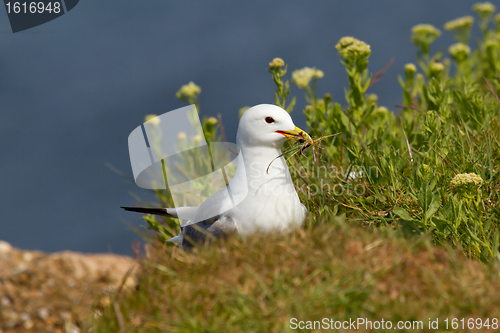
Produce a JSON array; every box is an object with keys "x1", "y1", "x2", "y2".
[{"x1": 122, "y1": 104, "x2": 310, "y2": 248}]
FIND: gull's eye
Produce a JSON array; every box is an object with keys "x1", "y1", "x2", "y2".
[{"x1": 265, "y1": 117, "x2": 275, "y2": 124}]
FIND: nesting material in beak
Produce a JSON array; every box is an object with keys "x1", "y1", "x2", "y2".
[{"x1": 276, "y1": 126, "x2": 313, "y2": 145}]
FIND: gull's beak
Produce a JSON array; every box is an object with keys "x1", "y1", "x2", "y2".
[{"x1": 276, "y1": 126, "x2": 313, "y2": 144}]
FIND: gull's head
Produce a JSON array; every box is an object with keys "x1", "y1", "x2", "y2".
[{"x1": 236, "y1": 104, "x2": 311, "y2": 149}]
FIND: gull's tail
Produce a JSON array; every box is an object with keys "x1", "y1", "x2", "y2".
[
  {"x1": 121, "y1": 206, "x2": 198, "y2": 221},
  {"x1": 121, "y1": 206, "x2": 174, "y2": 217},
  {"x1": 121, "y1": 206, "x2": 199, "y2": 246}
]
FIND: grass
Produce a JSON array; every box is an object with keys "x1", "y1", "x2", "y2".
[
  {"x1": 92, "y1": 220, "x2": 500, "y2": 332},
  {"x1": 95, "y1": 3, "x2": 500, "y2": 331}
]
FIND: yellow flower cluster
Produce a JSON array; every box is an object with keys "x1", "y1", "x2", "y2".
[
  {"x1": 206, "y1": 117, "x2": 218, "y2": 126},
  {"x1": 485, "y1": 39, "x2": 500, "y2": 51},
  {"x1": 368, "y1": 93, "x2": 378, "y2": 103},
  {"x1": 444, "y1": 16, "x2": 474, "y2": 31},
  {"x1": 193, "y1": 135, "x2": 203, "y2": 144},
  {"x1": 405, "y1": 63, "x2": 417, "y2": 73},
  {"x1": 144, "y1": 114, "x2": 160, "y2": 126},
  {"x1": 472, "y1": 2, "x2": 496, "y2": 16},
  {"x1": 335, "y1": 36, "x2": 358, "y2": 49},
  {"x1": 373, "y1": 106, "x2": 388, "y2": 118},
  {"x1": 268, "y1": 58, "x2": 285, "y2": 69},
  {"x1": 335, "y1": 37, "x2": 371, "y2": 62},
  {"x1": 291, "y1": 67, "x2": 324, "y2": 89},
  {"x1": 411, "y1": 24, "x2": 441, "y2": 44},
  {"x1": 430, "y1": 62, "x2": 445, "y2": 73},
  {"x1": 449, "y1": 43, "x2": 471, "y2": 61},
  {"x1": 451, "y1": 173, "x2": 484, "y2": 188},
  {"x1": 176, "y1": 82, "x2": 201, "y2": 100}
]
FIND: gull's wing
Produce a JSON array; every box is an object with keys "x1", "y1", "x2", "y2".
[
  {"x1": 124, "y1": 162, "x2": 243, "y2": 248},
  {"x1": 182, "y1": 215, "x2": 239, "y2": 249}
]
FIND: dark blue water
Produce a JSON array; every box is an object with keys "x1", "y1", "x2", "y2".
[{"x1": 0, "y1": 0, "x2": 481, "y2": 254}]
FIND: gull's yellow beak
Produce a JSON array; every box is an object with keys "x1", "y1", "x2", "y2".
[{"x1": 276, "y1": 126, "x2": 313, "y2": 144}]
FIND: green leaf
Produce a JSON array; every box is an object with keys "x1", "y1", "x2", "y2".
[
  {"x1": 397, "y1": 75, "x2": 406, "y2": 89},
  {"x1": 393, "y1": 208, "x2": 417, "y2": 221},
  {"x1": 286, "y1": 96, "x2": 296, "y2": 113},
  {"x1": 362, "y1": 77, "x2": 371, "y2": 93},
  {"x1": 425, "y1": 192, "x2": 441, "y2": 220},
  {"x1": 431, "y1": 217, "x2": 450, "y2": 233}
]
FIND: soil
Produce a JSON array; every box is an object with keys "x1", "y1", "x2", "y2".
[{"x1": 0, "y1": 241, "x2": 138, "y2": 333}]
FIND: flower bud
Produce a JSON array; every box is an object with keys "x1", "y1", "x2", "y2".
[
  {"x1": 268, "y1": 58, "x2": 285, "y2": 69},
  {"x1": 206, "y1": 117, "x2": 218, "y2": 126},
  {"x1": 472, "y1": 2, "x2": 496, "y2": 18},
  {"x1": 144, "y1": 114, "x2": 160, "y2": 126},
  {"x1": 405, "y1": 63, "x2": 417, "y2": 84},
  {"x1": 451, "y1": 173, "x2": 484, "y2": 198},
  {"x1": 449, "y1": 43, "x2": 471, "y2": 62},
  {"x1": 176, "y1": 82, "x2": 201, "y2": 100},
  {"x1": 335, "y1": 37, "x2": 371, "y2": 63},
  {"x1": 292, "y1": 67, "x2": 324, "y2": 89},
  {"x1": 429, "y1": 62, "x2": 445, "y2": 78},
  {"x1": 444, "y1": 16, "x2": 474, "y2": 31},
  {"x1": 368, "y1": 93, "x2": 378, "y2": 103},
  {"x1": 411, "y1": 24, "x2": 441, "y2": 46}
]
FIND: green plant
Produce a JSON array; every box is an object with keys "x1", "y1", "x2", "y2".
[
  {"x1": 92, "y1": 222, "x2": 500, "y2": 332},
  {"x1": 139, "y1": 3, "x2": 500, "y2": 263},
  {"x1": 94, "y1": 4, "x2": 500, "y2": 330}
]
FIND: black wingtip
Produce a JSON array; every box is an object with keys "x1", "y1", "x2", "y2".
[{"x1": 121, "y1": 206, "x2": 173, "y2": 217}]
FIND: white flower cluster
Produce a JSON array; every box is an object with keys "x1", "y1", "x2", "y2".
[
  {"x1": 176, "y1": 81, "x2": 201, "y2": 100},
  {"x1": 451, "y1": 173, "x2": 484, "y2": 189},
  {"x1": 268, "y1": 58, "x2": 285, "y2": 69},
  {"x1": 144, "y1": 114, "x2": 160, "y2": 126},
  {"x1": 472, "y1": 2, "x2": 496, "y2": 17},
  {"x1": 411, "y1": 24, "x2": 441, "y2": 45},
  {"x1": 335, "y1": 37, "x2": 371, "y2": 62},
  {"x1": 444, "y1": 16, "x2": 474, "y2": 31},
  {"x1": 449, "y1": 43, "x2": 471, "y2": 62},
  {"x1": 292, "y1": 67, "x2": 324, "y2": 89}
]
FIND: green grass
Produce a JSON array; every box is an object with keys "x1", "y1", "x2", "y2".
[
  {"x1": 92, "y1": 221, "x2": 500, "y2": 332},
  {"x1": 95, "y1": 4, "x2": 500, "y2": 331},
  {"x1": 145, "y1": 3, "x2": 500, "y2": 262}
]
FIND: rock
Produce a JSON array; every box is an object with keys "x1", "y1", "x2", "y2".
[
  {"x1": 20, "y1": 313, "x2": 34, "y2": 329},
  {"x1": 0, "y1": 245, "x2": 138, "y2": 333},
  {"x1": 64, "y1": 322, "x2": 81, "y2": 333},
  {"x1": 2, "y1": 310, "x2": 19, "y2": 329},
  {"x1": 0, "y1": 241, "x2": 12, "y2": 255},
  {"x1": 38, "y1": 307, "x2": 49, "y2": 320},
  {"x1": 22, "y1": 252, "x2": 33, "y2": 262},
  {"x1": 11, "y1": 263, "x2": 28, "y2": 275},
  {"x1": 0, "y1": 296, "x2": 12, "y2": 307}
]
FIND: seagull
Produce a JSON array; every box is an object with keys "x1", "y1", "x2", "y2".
[{"x1": 122, "y1": 104, "x2": 310, "y2": 248}]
